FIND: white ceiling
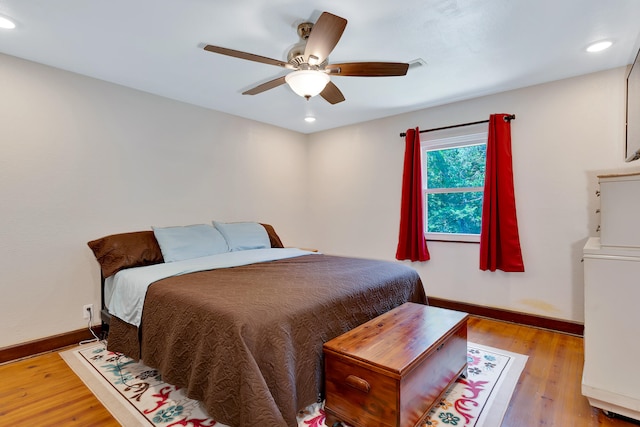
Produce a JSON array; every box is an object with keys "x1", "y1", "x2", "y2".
[{"x1": 1, "y1": 0, "x2": 639, "y2": 134}]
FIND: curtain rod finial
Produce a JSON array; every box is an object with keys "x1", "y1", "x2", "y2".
[{"x1": 504, "y1": 114, "x2": 516, "y2": 122}]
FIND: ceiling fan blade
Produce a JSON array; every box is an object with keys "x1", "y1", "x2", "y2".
[
  {"x1": 304, "y1": 12, "x2": 347, "y2": 64},
  {"x1": 326, "y1": 62, "x2": 409, "y2": 77},
  {"x1": 204, "y1": 45, "x2": 294, "y2": 69},
  {"x1": 242, "y1": 76, "x2": 287, "y2": 95},
  {"x1": 320, "y1": 81, "x2": 345, "y2": 104}
]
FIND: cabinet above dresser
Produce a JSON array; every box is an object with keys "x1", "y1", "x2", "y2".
[{"x1": 597, "y1": 171, "x2": 640, "y2": 248}]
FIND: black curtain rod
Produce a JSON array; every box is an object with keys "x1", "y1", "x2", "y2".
[{"x1": 399, "y1": 114, "x2": 516, "y2": 137}]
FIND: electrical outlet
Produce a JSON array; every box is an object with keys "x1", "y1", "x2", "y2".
[{"x1": 83, "y1": 304, "x2": 94, "y2": 320}]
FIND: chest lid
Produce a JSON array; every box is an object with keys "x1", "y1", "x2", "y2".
[{"x1": 323, "y1": 303, "x2": 468, "y2": 376}]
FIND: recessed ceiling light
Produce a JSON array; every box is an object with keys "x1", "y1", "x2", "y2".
[
  {"x1": 586, "y1": 40, "x2": 613, "y2": 53},
  {"x1": 304, "y1": 116, "x2": 316, "y2": 123},
  {"x1": 0, "y1": 15, "x2": 16, "y2": 30}
]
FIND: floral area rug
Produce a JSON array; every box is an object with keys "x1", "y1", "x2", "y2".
[{"x1": 60, "y1": 341, "x2": 526, "y2": 427}]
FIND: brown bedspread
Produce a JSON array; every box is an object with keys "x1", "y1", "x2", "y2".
[{"x1": 107, "y1": 253, "x2": 426, "y2": 427}]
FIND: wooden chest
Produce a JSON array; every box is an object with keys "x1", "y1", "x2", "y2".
[{"x1": 323, "y1": 303, "x2": 468, "y2": 427}]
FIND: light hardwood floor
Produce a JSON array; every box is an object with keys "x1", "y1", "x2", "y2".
[{"x1": 0, "y1": 316, "x2": 638, "y2": 426}]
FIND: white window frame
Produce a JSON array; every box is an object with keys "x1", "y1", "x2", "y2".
[{"x1": 422, "y1": 131, "x2": 488, "y2": 243}]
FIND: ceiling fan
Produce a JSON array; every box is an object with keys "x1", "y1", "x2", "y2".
[{"x1": 203, "y1": 11, "x2": 409, "y2": 104}]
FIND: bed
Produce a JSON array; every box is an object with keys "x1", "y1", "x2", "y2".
[{"x1": 88, "y1": 222, "x2": 427, "y2": 427}]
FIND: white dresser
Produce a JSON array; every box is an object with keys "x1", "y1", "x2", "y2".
[{"x1": 582, "y1": 171, "x2": 640, "y2": 420}]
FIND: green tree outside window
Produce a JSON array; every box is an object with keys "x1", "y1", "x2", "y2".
[{"x1": 424, "y1": 139, "x2": 486, "y2": 239}]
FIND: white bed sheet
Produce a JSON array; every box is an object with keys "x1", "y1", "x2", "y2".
[{"x1": 105, "y1": 248, "x2": 316, "y2": 327}]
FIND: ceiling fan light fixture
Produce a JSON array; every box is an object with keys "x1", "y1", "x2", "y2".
[
  {"x1": 285, "y1": 70, "x2": 330, "y2": 99},
  {"x1": 0, "y1": 15, "x2": 16, "y2": 29}
]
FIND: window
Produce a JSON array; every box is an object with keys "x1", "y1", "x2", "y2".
[{"x1": 422, "y1": 132, "x2": 487, "y2": 242}]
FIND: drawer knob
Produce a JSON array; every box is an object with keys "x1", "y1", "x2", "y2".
[{"x1": 345, "y1": 375, "x2": 371, "y2": 393}]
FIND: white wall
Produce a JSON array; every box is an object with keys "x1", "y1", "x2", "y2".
[
  {"x1": 307, "y1": 67, "x2": 639, "y2": 323},
  {"x1": 0, "y1": 53, "x2": 309, "y2": 348},
  {"x1": 2, "y1": 51, "x2": 637, "y2": 349}
]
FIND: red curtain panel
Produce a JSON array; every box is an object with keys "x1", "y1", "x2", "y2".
[
  {"x1": 396, "y1": 128, "x2": 430, "y2": 262},
  {"x1": 479, "y1": 114, "x2": 524, "y2": 272}
]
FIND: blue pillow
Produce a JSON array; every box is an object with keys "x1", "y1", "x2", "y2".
[
  {"x1": 213, "y1": 221, "x2": 271, "y2": 251},
  {"x1": 152, "y1": 224, "x2": 229, "y2": 262}
]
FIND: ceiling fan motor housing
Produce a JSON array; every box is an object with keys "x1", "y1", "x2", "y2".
[{"x1": 287, "y1": 22, "x2": 328, "y2": 69}]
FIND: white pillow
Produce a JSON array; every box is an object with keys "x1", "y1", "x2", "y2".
[
  {"x1": 152, "y1": 224, "x2": 229, "y2": 262},
  {"x1": 213, "y1": 221, "x2": 270, "y2": 251}
]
